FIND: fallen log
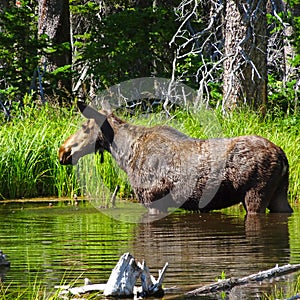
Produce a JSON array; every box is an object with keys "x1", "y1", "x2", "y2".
[
  {"x1": 57, "y1": 252, "x2": 168, "y2": 298},
  {"x1": 186, "y1": 264, "x2": 300, "y2": 296}
]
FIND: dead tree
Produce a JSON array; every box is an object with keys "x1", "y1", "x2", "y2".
[
  {"x1": 223, "y1": 0, "x2": 268, "y2": 112},
  {"x1": 170, "y1": 0, "x2": 297, "y2": 113}
]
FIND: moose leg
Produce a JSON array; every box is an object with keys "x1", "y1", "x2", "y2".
[
  {"x1": 267, "y1": 177, "x2": 293, "y2": 213},
  {"x1": 244, "y1": 188, "x2": 269, "y2": 214}
]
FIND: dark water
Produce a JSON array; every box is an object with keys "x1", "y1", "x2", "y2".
[{"x1": 0, "y1": 202, "x2": 300, "y2": 299}]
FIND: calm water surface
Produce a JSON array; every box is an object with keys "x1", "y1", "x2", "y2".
[{"x1": 0, "y1": 202, "x2": 300, "y2": 299}]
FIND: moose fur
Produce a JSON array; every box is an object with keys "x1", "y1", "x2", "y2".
[{"x1": 59, "y1": 102, "x2": 293, "y2": 214}]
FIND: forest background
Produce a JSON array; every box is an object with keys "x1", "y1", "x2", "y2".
[{"x1": 0, "y1": 0, "x2": 300, "y2": 202}]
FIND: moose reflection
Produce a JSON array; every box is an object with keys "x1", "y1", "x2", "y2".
[
  {"x1": 130, "y1": 212, "x2": 291, "y2": 298},
  {"x1": 59, "y1": 102, "x2": 293, "y2": 214}
]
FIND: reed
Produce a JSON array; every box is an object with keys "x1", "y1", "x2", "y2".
[{"x1": 0, "y1": 104, "x2": 79, "y2": 200}]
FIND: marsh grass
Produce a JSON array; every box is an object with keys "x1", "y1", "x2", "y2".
[
  {"x1": 0, "y1": 104, "x2": 299, "y2": 207},
  {"x1": 0, "y1": 104, "x2": 79, "y2": 200}
]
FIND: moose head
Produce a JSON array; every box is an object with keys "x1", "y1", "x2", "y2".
[{"x1": 59, "y1": 102, "x2": 114, "y2": 165}]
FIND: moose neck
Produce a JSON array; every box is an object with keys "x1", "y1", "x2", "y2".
[{"x1": 107, "y1": 121, "x2": 143, "y2": 173}]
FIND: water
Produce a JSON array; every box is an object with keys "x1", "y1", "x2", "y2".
[{"x1": 0, "y1": 202, "x2": 300, "y2": 299}]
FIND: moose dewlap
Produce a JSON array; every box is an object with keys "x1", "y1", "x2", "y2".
[{"x1": 59, "y1": 102, "x2": 293, "y2": 214}]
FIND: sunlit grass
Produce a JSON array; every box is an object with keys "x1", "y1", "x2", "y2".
[{"x1": 0, "y1": 103, "x2": 79, "y2": 200}]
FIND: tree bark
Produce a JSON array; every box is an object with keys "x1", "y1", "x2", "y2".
[
  {"x1": 38, "y1": 0, "x2": 72, "y2": 104},
  {"x1": 223, "y1": 0, "x2": 268, "y2": 113}
]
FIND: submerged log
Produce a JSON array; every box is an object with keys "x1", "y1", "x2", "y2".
[
  {"x1": 186, "y1": 264, "x2": 300, "y2": 296},
  {"x1": 57, "y1": 252, "x2": 168, "y2": 298}
]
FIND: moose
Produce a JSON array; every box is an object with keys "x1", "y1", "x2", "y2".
[{"x1": 59, "y1": 102, "x2": 293, "y2": 214}]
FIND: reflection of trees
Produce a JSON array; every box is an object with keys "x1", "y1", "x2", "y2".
[{"x1": 131, "y1": 212, "x2": 290, "y2": 286}]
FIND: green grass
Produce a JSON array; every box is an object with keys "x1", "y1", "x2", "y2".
[
  {"x1": 0, "y1": 104, "x2": 79, "y2": 199},
  {"x1": 0, "y1": 104, "x2": 299, "y2": 207}
]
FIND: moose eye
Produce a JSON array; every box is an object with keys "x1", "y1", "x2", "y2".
[{"x1": 82, "y1": 124, "x2": 90, "y2": 133}]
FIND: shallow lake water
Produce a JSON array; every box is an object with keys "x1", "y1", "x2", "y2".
[{"x1": 0, "y1": 201, "x2": 300, "y2": 299}]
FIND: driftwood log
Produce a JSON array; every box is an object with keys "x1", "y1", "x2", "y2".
[
  {"x1": 57, "y1": 252, "x2": 168, "y2": 298},
  {"x1": 186, "y1": 264, "x2": 300, "y2": 296}
]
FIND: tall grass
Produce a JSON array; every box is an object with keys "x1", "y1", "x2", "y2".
[
  {"x1": 0, "y1": 104, "x2": 299, "y2": 206},
  {"x1": 0, "y1": 104, "x2": 79, "y2": 199}
]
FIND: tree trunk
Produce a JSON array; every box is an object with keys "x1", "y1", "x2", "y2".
[
  {"x1": 223, "y1": 0, "x2": 268, "y2": 113},
  {"x1": 38, "y1": 0, "x2": 72, "y2": 104}
]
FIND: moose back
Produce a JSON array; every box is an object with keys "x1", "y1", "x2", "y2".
[{"x1": 59, "y1": 102, "x2": 293, "y2": 214}]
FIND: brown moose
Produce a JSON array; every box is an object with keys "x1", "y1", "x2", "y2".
[{"x1": 59, "y1": 102, "x2": 293, "y2": 214}]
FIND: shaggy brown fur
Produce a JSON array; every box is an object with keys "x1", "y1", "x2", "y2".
[{"x1": 59, "y1": 102, "x2": 293, "y2": 214}]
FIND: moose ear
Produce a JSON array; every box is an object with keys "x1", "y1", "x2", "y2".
[
  {"x1": 77, "y1": 101, "x2": 114, "y2": 143},
  {"x1": 77, "y1": 101, "x2": 106, "y2": 123}
]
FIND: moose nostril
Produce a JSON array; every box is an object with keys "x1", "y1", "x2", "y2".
[{"x1": 59, "y1": 148, "x2": 72, "y2": 165}]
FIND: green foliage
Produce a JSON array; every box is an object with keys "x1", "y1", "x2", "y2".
[
  {"x1": 0, "y1": 1, "x2": 73, "y2": 107},
  {"x1": 268, "y1": 75, "x2": 299, "y2": 115},
  {"x1": 0, "y1": 1, "x2": 299, "y2": 112},
  {"x1": 0, "y1": 2, "x2": 43, "y2": 102},
  {"x1": 73, "y1": 5, "x2": 177, "y2": 89},
  {"x1": 0, "y1": 102, "x2": 78, "y2": 199}
]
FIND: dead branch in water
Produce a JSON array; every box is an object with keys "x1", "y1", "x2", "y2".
[
  {"x1": 56, "y1": 258, "x2": 300, "y2": 299},
  {"x1": 186, "y1": 264, "x2": 300, "y2": 296},
  {"x1": 57, "y1": 252, "x2": 168, "y2": 298}
]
